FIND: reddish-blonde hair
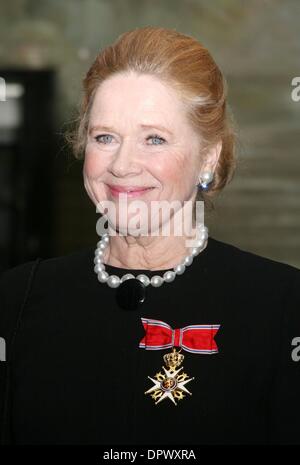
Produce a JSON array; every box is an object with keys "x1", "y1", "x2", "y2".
[{"x1": 67, "y1": 26, "x2": 238, "y2": 208}]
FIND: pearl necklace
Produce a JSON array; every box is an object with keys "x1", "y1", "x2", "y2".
[{"x1": 93, "y1": 224, "x2": 209, "y2": 289}]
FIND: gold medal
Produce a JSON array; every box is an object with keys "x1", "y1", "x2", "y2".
[{"x1": 144, "y1": 348, "x2": 194, "y2": 405}]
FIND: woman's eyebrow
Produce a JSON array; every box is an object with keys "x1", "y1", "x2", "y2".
[
  {"x1": 139, "y1": 124, "x2": 173, "y2": 135},
  {"x1": 88, "y1": 124, "x2": 173, "y2": 135},
  {"x1": 89, "y1": 125, "x2": 114, "y2": 134}
]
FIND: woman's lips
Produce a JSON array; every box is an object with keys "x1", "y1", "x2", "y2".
[{"x1": 107, "y1": 184, "x2": 155, "y2": 198}]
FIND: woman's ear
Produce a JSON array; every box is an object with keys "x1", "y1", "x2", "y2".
[{"x1": 198, "y1": 139, "x2": 222, "y2": 176}]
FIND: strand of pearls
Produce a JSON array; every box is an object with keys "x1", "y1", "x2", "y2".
[{"x1": 93, "y1": 225, "x2": 209, "y2": 289}]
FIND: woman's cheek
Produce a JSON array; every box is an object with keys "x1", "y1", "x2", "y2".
[
  {"x1": 84, "y1": 150, "x2": 101, "y2": 177},
  {"x1": 166, "y1": 157, "x2": 187, "y2": 184},
  {"x1": 152, "y1": 151, "x2": 182, "y2": 182}
]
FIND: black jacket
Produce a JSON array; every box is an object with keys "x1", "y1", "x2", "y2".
[{"x1": 1, "y1": 236, "x2": 300, "y2": 445}]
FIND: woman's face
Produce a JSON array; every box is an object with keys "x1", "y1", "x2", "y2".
[{"x1": 83, "y1": 72, "x2": 215, "y2": 235}]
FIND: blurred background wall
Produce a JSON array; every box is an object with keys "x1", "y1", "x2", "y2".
[{"x1": 0, "y1": 0, "x2": 299, "y2": 271}]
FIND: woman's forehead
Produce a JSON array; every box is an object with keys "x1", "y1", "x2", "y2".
[{"x1": 89, "y1": 73, "x2": 190, "y2": 132}]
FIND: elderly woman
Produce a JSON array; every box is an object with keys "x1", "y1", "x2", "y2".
[{"x1": 1, "y1": 26, "x2": 300, "y2": 446}]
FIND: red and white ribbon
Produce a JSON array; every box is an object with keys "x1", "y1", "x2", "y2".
[{"x1": 139, "y1": 317, "x2": 220, "y2": 354}]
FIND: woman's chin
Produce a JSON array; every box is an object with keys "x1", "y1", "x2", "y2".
[{"x1": 109, "y1": 219, "x2": 150, "y2": 236}]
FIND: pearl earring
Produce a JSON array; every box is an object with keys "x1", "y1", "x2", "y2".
[{"x1": 197, "y1": 171, "x2": 214, "y2": 191}]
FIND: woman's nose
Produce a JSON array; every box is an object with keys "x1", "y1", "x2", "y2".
[{"x1": 109, "y1": 139, "x2": 142, "y2": 177}]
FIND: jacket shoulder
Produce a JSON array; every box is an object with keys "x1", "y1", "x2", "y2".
[
  {"x1": 209, "y1": 236, "x2": 300, "y2": 278},
  {"x1": 0, "y1": 246, "x2": 94, "y2": 285},
  {"x1": 0, "y1": 247, "x2": 94, "y2": 348}
]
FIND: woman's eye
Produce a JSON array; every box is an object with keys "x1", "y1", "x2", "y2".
[
  {"x1": 94, "y1": 134, "x2": 113, "y2": 144},
  {"x1": 146, "y1": 134, "x2": 166, "y2": 145},
  {"x1": 94, "y1": 133, "x2": 166, "y2": 146}
]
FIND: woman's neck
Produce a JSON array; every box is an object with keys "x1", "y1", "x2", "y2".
[{"x1": 102, "y1": 228, "x2": 199, "y2": 271}]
